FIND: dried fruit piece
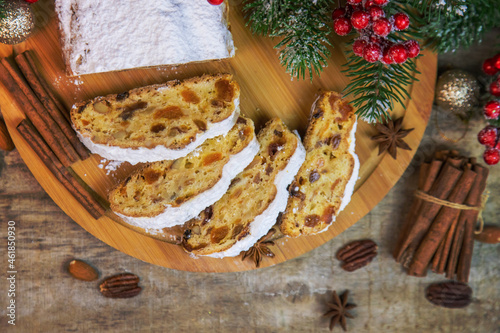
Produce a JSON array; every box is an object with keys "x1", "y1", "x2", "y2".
[
  {"x1": 67, "y1": 259, "x2": 99, "y2": 281},
  {"x1": 336, "y1": 239, "x2": 378, "y2": 272},
  {"x1": 99, "y1": 273, "x2": 142, "y2": 298},
  {"x1": 425, "y1": 281, "x2": 472, "y2": 308}
]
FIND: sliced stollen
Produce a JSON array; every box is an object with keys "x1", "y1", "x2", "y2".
[
  {"x1": 182, "y1": 118, "x2": 306, "y2": 258},
  {"x1": 280, "y1": 91, "x2": 359, "y2": 237},
  {"x1": 54, "y1": 0, "x2": 234, "y2": 76},
  {"x1": 109, "y1": 116, "x2": 259, "y2": 230},
  {"x1": 71, "y1": 74, "x2": 240, "y2": 164}
]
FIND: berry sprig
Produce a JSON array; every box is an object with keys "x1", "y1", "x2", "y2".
[
  {"x1": 478, "y1": 101, "x2": 500, "y2": 165},
  {"x1": 482, "y1": 53, "x2": 500, "y2": 97},
  {"x1": 478, "y1": 53, "x2": 500, "y2": 165},
  {"x1": 332, "y1": 0, "x2": 419, "y2": 65}
]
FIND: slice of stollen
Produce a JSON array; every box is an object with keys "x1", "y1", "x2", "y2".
[
  {"x1": 280, "y1": 91, "x2": 359, "y2": 236},
  {"x1": 109, "y1": 116, "x2": 259, "y2": 229},
  {"x1": 182, "y1": 118, "x2": 306, "y2": 258},
  {"x1": 71, "y1": 74, "x2": 240, "y2": 164}
]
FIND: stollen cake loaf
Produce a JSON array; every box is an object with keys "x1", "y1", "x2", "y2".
[
  {"x1": 280, "y1": 92, "x2": 359, "y2": 237},
  {"x1": 71, "y1": 74, "x2": 240, "y2": 164},
  {"x1": 109, "y1": 116, "x2": 259, "y2": 229},
  {"x1": 54, "y1": 0, "x2": 234, "y2": 75},
  {"x1": 182, "y1": 118, "x2": 306, "y2": 257}
]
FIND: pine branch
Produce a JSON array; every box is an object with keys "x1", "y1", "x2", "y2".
[
  {"x1": 0, "y1": 1, "x2": 5, "y2": 19},
  {"x1": 244, "y1": 0, "x2": 334, "y2": 80},
  {"x1": 342, "y1": 51, "x2": 420, "y2": 123},
  {"x1": 405, "y1": 0, "x2": 500, "y2": 53}
]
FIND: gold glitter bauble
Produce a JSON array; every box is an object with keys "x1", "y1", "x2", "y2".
[
  {"x1": 0, "y1": 0, "x2": 35, "y2": 45},
  {"x1": 435, "y1": 69, "x2": 480, "y2": 116}
]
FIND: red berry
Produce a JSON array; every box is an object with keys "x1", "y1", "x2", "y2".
[
  {"x1": 490, "y1": 80, "x2": 500, "y2": 97},
  {"x1": 364, "y1": 0, "x2": 375, "y2": 8},
  {"x1": 404, "y1": 40, "x2": 420, "y2": 58},
  {"x1": 352, "y1": 39, "x2": 368, "y2": 57},
  {"x1": 24, "y1": 0, "x2": 38, "y2": 2},
  {"x1": 388, "y1": 44, "x2": 408, "y2": 64},
  {"x1": 348, "y1": 0, "x2": 363, "y2": 4},
  {"x1": 207, "y1": 0, "x2": 223, "y2": 4},
  {"x1": 393, "y1": 13, "x2": 410, "y2": 30},
  {"x1": 373, "y1": 0, "x2": 389, "y2": 5},
  {"x1": 334, "y1": 17, "x2": 352, "y2": 36},
  {"x1": 381, "y1": 48, "x2": 393, "y2": 65},
  {"x1": 478, "y1": 126, "x2": 498, "y2": 147},
  {"x1": 494, "y1": 54, "x2": 500, "y2": 70},
  {"x1": 351, "y1": 11, "x2": 370, "y2": 30},
  {"x1": 363, "y1": 43, "x2": 382, "y2": 63},
  {"x1": 368, "y1": 6, "x2": 385, "y2": 20},
  {"x1": 484, "y1": 100, "x2": 500, "y2": 119},
  {"x1": 332, "y1": 8, "x2": 346, "y2": 20},
  {"x1": 483, "y1": 148, "x2": 500, "y2": 165},
  {"x1": 482, "y1": 58, "x2": 498, "y2": 76},
  {"x1": 373, "y1": 18, "x2": 392, "y2": 36}
]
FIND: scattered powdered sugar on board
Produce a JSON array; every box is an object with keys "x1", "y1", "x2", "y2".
[{"x1": 97, "y1": 159, "x2": 124, "y2": 175}]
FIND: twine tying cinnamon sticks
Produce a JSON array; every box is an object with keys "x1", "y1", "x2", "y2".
[
  {"x1": 415, "y1": 190, "x2": 489, "y2": 235},
  {"x1": 394, "y1": 150, "x2": 489, "y2": 282}
]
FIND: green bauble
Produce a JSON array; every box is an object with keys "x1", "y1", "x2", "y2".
[
  {"x1": 0, "y1": 0, "x2": 35, "y2": 45},
  {"x1": 435, "y1": 69, "x2": 480, "y2": 116}
]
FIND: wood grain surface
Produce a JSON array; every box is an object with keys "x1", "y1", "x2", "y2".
[{"x1": 0, "y1": 0, "x2": 437, "y2": 272}]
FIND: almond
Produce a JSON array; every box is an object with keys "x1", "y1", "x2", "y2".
[
  {"x1": 474, "y1": 225, "x2": 500, "y2": 244},
  {"x1": 68, "y1": 259, "x2": 99, "y2": 281},
  {"x1": 0, "y1": 118, "x2": 14, "y2": 151}
]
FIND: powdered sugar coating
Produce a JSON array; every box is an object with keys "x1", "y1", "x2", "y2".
[{"x1": 55, "y1": 0, "x2": 235, "y2": 75}]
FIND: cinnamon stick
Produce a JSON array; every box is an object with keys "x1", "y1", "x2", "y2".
[
  {"x1": 457, "y1": 165, "x2": 489, "y2": 282},
  {"x1": 408, "y1": 167, "x2": 477, "y2": 276},
  {"x1": 394, "y1": 159, "x2": 444, "y2": 262},
  {"x1": 445, "y1": 216, "x2": 466, "y2": 279},
  {"x1": 436, "y1": 215, "x2": 460, "y2": 274},
  {"x1": 14, "y1": 52, "x2": 89, "y2": 160},
  {"x1": 430, "y1": 238, "x2": 445, "y2": 272},
  {"x1": 0, "y1": 57, "x2": 80, "y2": 164},
  {"x1": 16, "y1": 119, "x2": 105, "y2": 219},
  {"x1": 0, "y1": 61, "x2": 74, "y2": 167},
  {"x1": 396, "y1": 159, "x2": 463, "y2": 267},
  {"x1": 23, "y1": 51, "x2": 69, "y2": 121}
]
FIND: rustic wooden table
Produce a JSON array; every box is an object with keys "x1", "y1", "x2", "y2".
[{"x1": 0, "y1": 27, "x2": 499, "y2": 333}]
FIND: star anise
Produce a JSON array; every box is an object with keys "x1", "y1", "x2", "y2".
[
  {"x1": 371, "y1": 117, "x2": 414, "y2": 159},
  {"x1": 323, "y1": 290, "x2": 356, "y2": 331},
  {"x1": 241, "y1": 228, "x2": 276, "y2": 267}
]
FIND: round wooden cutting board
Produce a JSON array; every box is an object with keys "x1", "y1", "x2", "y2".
[{"x1": 0, "y1": 1, "x2": 436, "y2": 272}]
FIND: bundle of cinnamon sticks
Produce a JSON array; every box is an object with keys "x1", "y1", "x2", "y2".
[
  {"x1": 394, "y1": 150, "x2": 489, "y2": 282},
  {"x1": 0, "y1": 51, "x2": 105, "y2": 219}
]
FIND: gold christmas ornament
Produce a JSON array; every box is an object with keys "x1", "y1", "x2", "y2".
[
  {"x1": 0, "y1": 0, "x2": 35, "y2": 45},
  {"x1": 435, "y1": 69, "x2": 480, "y2": 116}
]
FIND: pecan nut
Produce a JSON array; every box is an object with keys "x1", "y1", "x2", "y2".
[
  {"x1": 336, "y1": 239, "x2": 378, "y2": 272},
  {"x1": 99, "y1": 273, "x2": 142, "y2": 298},
  {"x1": 425, "y1": 281, "x2": 472, "y2": 308}
]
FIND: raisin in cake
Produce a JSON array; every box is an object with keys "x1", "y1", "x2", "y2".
[
  {"x1": 54, "y1": 0, "x2": 234, "y2": 75},
  {"x1": 280, "y1": 92, "x2": 359, "y2": 237},
  {"x1": 182, "y1": 118, "x2": 306, "y2": 257},
  {"x1": 109, "y1": 117, "x2": 259, "y2": 229},
  {"x1": 71, "y1": 74, "x2": 240, "y2": 164}
]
